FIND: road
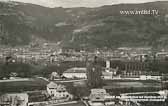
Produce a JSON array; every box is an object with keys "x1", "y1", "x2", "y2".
[
  {"x1": 47, "y1": 101, "x2": 86, "y2": 106},
  {"x1": 47, "y1": 101, "x2": 78, "y2": 106},
  {"x1": 0, "y1": 78, "x2": 30, "y2": 82},
  {"x1": 54, "y1": 79, "x2": 87, "y2": 83}
]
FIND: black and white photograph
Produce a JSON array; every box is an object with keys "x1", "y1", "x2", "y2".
[{"x1": 0, "y1": 0, "x2": 168, "y2": 106}]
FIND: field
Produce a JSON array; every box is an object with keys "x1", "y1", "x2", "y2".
[
  {"x1": 0, "y1": 78, "x2": 49, "y2": 94},
  {"x1": 103, "y1": 80, "x2": 162, "y2": 94},
  {"x1": 104, "y1": 80, "x2": 161, "y2": 88}
]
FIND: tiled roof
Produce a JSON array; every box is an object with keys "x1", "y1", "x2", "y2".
[
  {"x1": 47, "y1": 82, "x2": 66, "y2": 90},
  {"x1": 47, "y1": 82, "x2": 58, "y2": 88}
]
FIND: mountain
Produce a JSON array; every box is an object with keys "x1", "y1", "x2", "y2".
[
  {"x1": 0, "y1": 1, "x2": 168, "y2": 49},
  {"x1": 1, "y1": 0, "x2": 164, "y2": 8}
]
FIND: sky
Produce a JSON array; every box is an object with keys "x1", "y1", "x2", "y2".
[{"x1": 0, "y1": 0, "x2": 167, "y2": 8}]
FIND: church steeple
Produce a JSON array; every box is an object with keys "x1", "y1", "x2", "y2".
[{"x1": 87, "y1": 56, "x2": 103, "y2": 88}]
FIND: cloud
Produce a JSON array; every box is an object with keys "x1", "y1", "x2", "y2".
[{"x1": 0, "y1": 0, "x2": 167, "y2": 8}]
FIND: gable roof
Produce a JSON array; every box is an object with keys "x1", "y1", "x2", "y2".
[
  {"x1": 47, "y1": 82, "x2": 58, "y2": 88},
  {"x1": 47, "y1": 82, "x2": 66, "y2": 90}
]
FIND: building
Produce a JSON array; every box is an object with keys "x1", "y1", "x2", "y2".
[
  {"x1": 102, "y1": 71, "x2": 118, "y2": 80},
  {"x1": 87, "y1": 56, "x2": 103, "y2": 88},
  {"x1": 46, "y1": 82, "x2": 73, "y2": 100},
  {"x1": 121, "y1": 70, "x2": 161, "y2": 79},
  {"x1": 105, "y1": 60, "x2": 110, "y2": 72},
  {"x1": 50, "y1": 72, "x2": 61, "y2": 80},
  {"x1": 0, "y1": 93, "x2": 28, "y2": 106},
  {"x1": 140, "y1": 75, "x2": 161, "y2": 80},
  {"x1": 63, "y1": 67, "x2": 87, "y2": 79},
  {"x1": 121, "y1": 71, "x2": 145, "y2": 78},
  {"x1": 156, "y1": 52, "x2": 168, "y2": 61},
  {"x1": 131, "y1": 53, "x2": 149, "y2": 62},
  {"x1": 104, "y1": 60, "x2": 118, "y2": 78},
  {"x1": 89, "y1": 89, "x2": 107, "y2": 102},
  {"x1": 26, "y1": 91, "x2": 48, "y2": 103},
  {"x1": 124, "y1": 61, "x2": 149, "y2": 72}
]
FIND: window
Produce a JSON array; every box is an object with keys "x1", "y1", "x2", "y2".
[{"x1": 51, "y1": 91, "x2": 53, "y2": 94}]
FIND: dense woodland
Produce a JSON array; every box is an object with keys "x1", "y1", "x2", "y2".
[{"x1": 1, "y1": 1, "x2": 168, "y2": 49}]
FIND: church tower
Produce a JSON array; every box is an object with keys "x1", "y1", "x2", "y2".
[{"x1": 87, "y1": 56, "x2": 103, "y2": 88}]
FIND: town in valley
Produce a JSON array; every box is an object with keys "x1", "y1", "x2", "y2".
[
  {"x1": 0, "y1": 44, "x2": 168, "y2": 106},
  {"x1": 1, "y1": 0, "x2": 168, "y2": 106}
]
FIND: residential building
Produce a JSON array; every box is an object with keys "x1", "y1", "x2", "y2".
[
  {"x1": 102, "y1": 71, "x2": 118, "y2": 80},
  {"x1": 46, "y1": 82, "x2": 73, "y2": 100},
  {"x1": 89, "y1": 89, "x2": 107, "y2": 102},
  {"x1": 50, "y1": 72, "x2": 61, "y2": 80}
]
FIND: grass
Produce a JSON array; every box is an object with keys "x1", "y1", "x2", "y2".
[
  {"x1": 0, "y1": 78, "x2": 49, "y2": 94},
  {"x1": 103, "y1": 79, "x2": 161, "y2": 88},
  {"x1": 103, "y1": 79, "x2": 162, "y2": 94},
  {"x1": 53, "y1": 102, "x2": 86, "y2": 106}
]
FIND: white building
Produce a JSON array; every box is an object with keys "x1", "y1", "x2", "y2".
[
  {"x1": 63, "y1": 67, "x2": 87, "y2": 79},
  {"x1": 105, "y1": 60, "x2": 118, "y2": 76},
  {"x1": 47, "y1": 82, "x2": 73, "y2": 100},
  {"x1": 102, "y1": 72, "x2": 113, "y2": 80},
  {"x1": 89, "y1": 89, "x2": 107, "y2": 102},
  {"x1": 50, "y1": 72, "x2": 60, "y2": 80},
  {"x1": 105, "y1": 60, "x2": 110, "y2": 72}
]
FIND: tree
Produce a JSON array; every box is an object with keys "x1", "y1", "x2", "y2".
[{"x1": 0, "y1": 63, "x2": 32, "y2": 78}]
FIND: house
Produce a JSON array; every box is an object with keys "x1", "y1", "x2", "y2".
[
  {"x1": 50, "y1": 72, "x2": 61, "y2": 80},
  {"x1": 26, "y1": 91, "x2": 48, "y2": 103},
  {"x1": 63, "y1": 67, "x2": 87, "y2": 79},
  {"x1": 102, "y1": 71, "x2": 118, "y2": 80},
  {"x1": 88, "y1": 89, "x2": 108, "y2": 106},
  {"x1": 89, "y1": 89, "x2": 107, "y2": 102},
  {"x1": 0, "y1": 93, "x2": 28, "y2": 106},
  {"x1": 46, "y1": 82, "x2": 73, "y2": 100},
  {"x1": 156, "y1": 52, "x2": 168, "y2": 60}
]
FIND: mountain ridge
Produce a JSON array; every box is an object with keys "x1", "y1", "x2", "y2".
[
  {"x1": 0, "y1": 1, "x2": 168, "y2": 49},
  {"x1": 1, "y1": 0, "x2": 165, "y2": 8}
]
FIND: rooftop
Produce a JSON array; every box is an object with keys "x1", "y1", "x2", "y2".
[{"x1": 64, "y1": 67, "x2": 87, "y2": 73}]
